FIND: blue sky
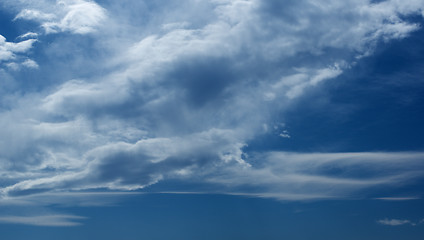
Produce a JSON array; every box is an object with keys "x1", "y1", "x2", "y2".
[{"x1": 0, "y1": 0, "x2": 424, "y2": 239}]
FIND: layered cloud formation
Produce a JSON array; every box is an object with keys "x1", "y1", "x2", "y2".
[
  {"x1": 0, "y1": 34, "x2": 37, "y2": 70},
  {"x1": 0, "y1": 0, "x2": 424, "y2": 217},
  {"x1": 13, "y1": 0, "x2": 107, "y2": 34}
]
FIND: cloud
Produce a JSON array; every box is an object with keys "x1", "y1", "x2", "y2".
[
  {"x1": 13, "y1": 0, "x2": 107, "y2": 34},
  {"x1": 21, "y1": 58, "x2": 39, "y2": 69},
  {"x1": 0, "y1": 127, "x2": 248, "y2": 196},
  {"x1": 202, "y1": 151, "x2": 424, "y2": 200},
  {"x1": 0, "y1": 214, "x2": 86, "y2": 227},
  {"x1": 0, "y1": 35, "x2": 36, "y2": 61},
  {"x1": 16, "y1": 32, "x2": 38, "y2": 40},
  {"x1": 277, "y1": 63, "x2": 345, "y2": 99},
  {"x1": 378, "y1": 218, "x2": 413, "y2": 226},
  {"x1": 374, "y1": 197, "x2": 420, "y2": 201},
  {"x1": 0, "y1": 0, "x2": 423, "y2": 211},
  {"x1": 0, "y1": 34, "x2": 37, "y2": 69},
  {"x1": 0, "y1": 191, "x2": 141, "y2": 207},
  {"x1": 377, "y1": 217, "x2": 424, "y2": 227},
  {"x1": 1, "y1": 148, "x2": 424, "y2": 200},
  {"x1": 14, "y1": 9, "x2": 55, "y2": 21}
]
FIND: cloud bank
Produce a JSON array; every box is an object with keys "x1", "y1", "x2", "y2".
[{"x1": 0, "y1": 0, "x2": 423, "y2": 211}]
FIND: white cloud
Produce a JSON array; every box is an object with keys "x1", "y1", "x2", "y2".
[
  {"x1": 5, "y1": 62, "x2": 20, "y2": 71},
  {"x1": 284, "y1": 64, "x2": 345, "y2": 99},
  {"x1": 16, "y1": 32, "x2": 38, "y2": 40},
  {"x1": 0, "y1": 214, "x2": 86, "y2": 227},
  {"x1": 5, "y1": 39, "x2": 37, "y2": 53},
  {"x1": 0, "y1": 0, "x2": 423, "y2": 209},
  {"x1": 0, "y1": 191, "x2": 141, "y2": 207},
  {"x1": 0, "y1": 128, "x2": 248, "y2": 196},
  {"x1": 1, "y1": 146, "x2": 424, "y2": 201},
  {"x1": 44, "y1": 1, "x2": 107, "y2": 34},
  {"x1": 279, "y1": 131, "x2": 291, "y2": 138},
  {"x1": 0, "y1": 34, "x2": 37, "y2": 69},
  {"x1": 21, "y1": 59, "x2": 39, "y2": 69},
  {"x1": 0, "y1": 35, "x2": 36, "y2": 61},
  {"x1": 202, "y1": 151, "x2": 424, "y2": 200},
  {"x1": 378, "y1": 218, "x2": 414, "y2": 226},
  {"x1": 13, "y1": 0, "x2": 107, "y2": 35},
  {"x1": 14, "y1": 9, "x2": 56, "y2": 21}
]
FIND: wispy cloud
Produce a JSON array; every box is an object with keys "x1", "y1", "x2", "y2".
[
  {"x1": 377, "y1": 218, "x2": 424, "y2": 227},
  {"x1": 1, "y1": 151, "x2": 423, "y2": 201},
  {"x1": 0, "y1": 191, "x2": 142, "y2": 207},
  {"x1": 16, "y1": 32, "x2": 38, "y2": 40},
  {"x1": 0, "y1": 214, "x2": 87, "y2": 227},
  {"x1": 14, "y1": 9, "x2": 55, "y2": 22},
  {"x1": 13, "y1": 0, "x2": 107, "y2": 34},
  {"x1": 374, "y1": 197, "x2": 421, "y2": 201},
  {"x1": 203, "y1": 151, "x2": 424, "y2": 200},
  {"x1": 378, "y1": 218, "x2": 413, "y2": 226}
]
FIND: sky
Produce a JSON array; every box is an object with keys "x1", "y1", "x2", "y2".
[{"x1": 0, "y1": 0, "x2": 424, "y2": 239}]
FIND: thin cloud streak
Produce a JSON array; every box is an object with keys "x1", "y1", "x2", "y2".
[
  {"x1": 0, "y1": 214, "x2": 87, "y2": 227},
  {"x1": 377, "y1": 218, "x2": 424, "y2": 226},
  {"x1": 1, "y1": 151, "x2": 423, "y2": 201},
  {"x1": 374, "y1": 197, "x2": 421, "y2": 201}
]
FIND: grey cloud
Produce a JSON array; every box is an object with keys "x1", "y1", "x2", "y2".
[
  {"x1": 0, "y1": 0, "x2": 424, "y2": 206},
  {"x1": 3, "y1": 150, "x2": 424, "y2": 201},
  {"x1": 1, "y1": 128, "x2": 247, "y2": 196}
]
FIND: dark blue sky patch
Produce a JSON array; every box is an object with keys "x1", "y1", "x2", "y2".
[
  {"x1": 0, "y1": 8, "x2": 39, "y2": 40},
  {"x1": 245, "y1": 23, "x2": 424, "y2": 153}
]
